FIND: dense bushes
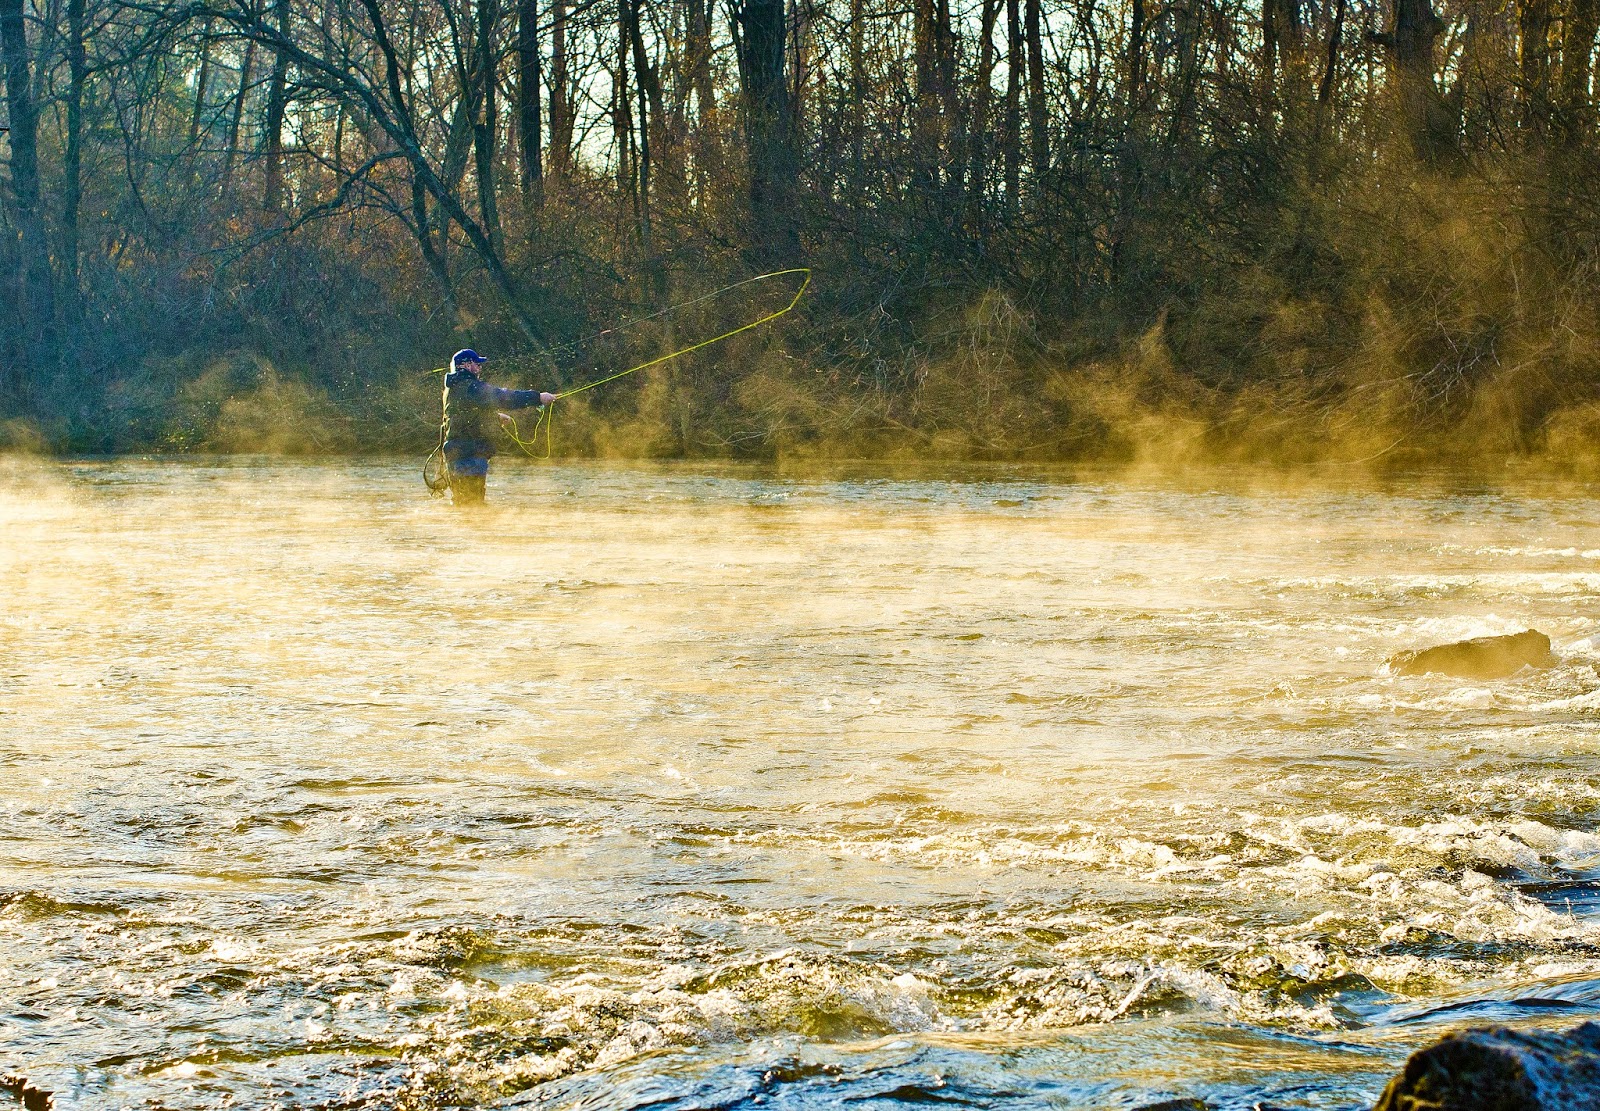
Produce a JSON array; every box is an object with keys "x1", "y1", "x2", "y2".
[{"x1": 5, "y1": 0, "x2": 1600, "y2": 469}]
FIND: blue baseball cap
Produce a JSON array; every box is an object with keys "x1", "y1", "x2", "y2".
[{"x1": 451, "y1": 348, "x2": 487, "y2": 366}]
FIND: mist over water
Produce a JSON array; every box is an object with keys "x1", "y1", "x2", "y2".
[{"x1": 5, "y1": 459, "x2": 1600, "y2": 1109}]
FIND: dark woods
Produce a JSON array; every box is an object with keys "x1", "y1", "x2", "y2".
[{"x1": 4, "y1": 0, "x2": 1600, "y2": 463}]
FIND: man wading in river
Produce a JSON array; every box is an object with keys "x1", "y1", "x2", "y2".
[{"x1": 441, "y1": 349, "x2": 556, "y2": 505}]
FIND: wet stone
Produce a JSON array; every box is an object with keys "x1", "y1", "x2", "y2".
[
  {"x1": 0, "y1": 1075, "x2": 52, "y2": 1111},
  {"x1": 1387, "y1": 630, "x2": 1556, "y2": 680},
  {"x1": 1372, "y1": 1022, "x2": 1600, "y2": 1111}
]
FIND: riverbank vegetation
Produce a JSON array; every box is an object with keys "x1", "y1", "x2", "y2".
[{"x1": 4, "y1": 0, "x2": 1600, "y2": 466}]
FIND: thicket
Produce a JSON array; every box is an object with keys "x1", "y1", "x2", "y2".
[{"x1": 5, "y1": 0, "x2": 1600, "y2": 467}]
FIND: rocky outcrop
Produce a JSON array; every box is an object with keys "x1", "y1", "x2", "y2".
[
  {"x1": 1387, "y1": 630, "x2": 1555, "y2": 680},
  {"x1": 1372, "y1": 1023, "x2": 1600, "y2": 1110}
]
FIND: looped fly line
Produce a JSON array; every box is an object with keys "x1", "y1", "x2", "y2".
[{"x1": 506, "y1": 268, "x2": 812, "y2": 460}]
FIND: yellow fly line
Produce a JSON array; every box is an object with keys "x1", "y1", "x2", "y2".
[{"x1": 500, "y1": 267, "x2": 812, "y2": 459}]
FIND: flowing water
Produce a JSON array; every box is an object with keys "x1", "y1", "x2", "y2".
[{"x1": 5, "y1": 457, "x2": 1600, "y2": 1110}]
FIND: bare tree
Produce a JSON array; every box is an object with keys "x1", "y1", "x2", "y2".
[
  {"x1": 548, "y1": 0, "x2": 572, "y2": 180},
  {"x1": 1373, "y1": 0, "x2": 1454, "y2": 159},
  {"x1": 61, "y1": 0, "x2": 89, "y2": 313},
  {"x1": 1560, "y1": 0, "x2": 1599, "y2": 141},
  {"x1": 733, "y1": 0, "x2": 797, "y2": 258},
  {"x1": 1, "y1": 0, "x2": 55, "y2": 357},
  {"x1": 262, "y1": 0, "x2": 289, "y2": 210},
  {"x1": 517, "y1": 0, "x2": 541, "y2": 200}
]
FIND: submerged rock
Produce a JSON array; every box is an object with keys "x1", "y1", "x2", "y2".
[
  {"x1": 1372, "y1": 1023, "x2": 1600, "y2": 1110},
  {"x1": 1387, "y1": 630, "x2": 1555, "y2": 680},
  {"x1": 0, "y1": 1075, "x2": 51, "y2": 1111}
]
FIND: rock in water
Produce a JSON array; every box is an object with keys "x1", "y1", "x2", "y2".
[
  {"x1": 1, "y1": 1074, "x2": 52, "y2": 1111},
  {"x1": 1372, "y1": 1023, "x2": 1600, "y2": 1110},
  {"x1": 1387, "y1": 630, "x2": 1555, "y2": 680}
]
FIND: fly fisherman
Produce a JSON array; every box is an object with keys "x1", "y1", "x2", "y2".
[{"x1": 442, "y1": 349, "x2": 556, "y2": 504}]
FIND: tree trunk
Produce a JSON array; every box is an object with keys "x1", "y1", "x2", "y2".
[
  {"x1": 438, "y1": 9, "x2": 485, "y2": 223},
  {"x1": 968, "y1": 0, "x2": 1000, "y2": 222},
  {"x1": 0, "y1": 0, "x2": 56, "y2": 359},
  {"x1": 1003, "y1": 0, "x2": 1021, "y2": 207},
  {"x1": 1163, "y1": 0, "x2": 1202, "y2": 153},
  {"x1": 516, "y1": 0, "x2": 541, "y2": 201},
  {"x1": 612, "y1": 0, "x2": 627, "y2": 201},
  {"x1": 1260, "y1": 0, "x2": 1303, "y2": 104},
  {"x1": 190, "y1": 16, "x2": 214, "y2": 143},
  {"x1": 1110, "y1": 0, "x2": 1146, "y2": 282},
  {"x1": 549, "y1": 0, "x2": 571, "y2": 179},
  {"x1": 628, "y1": 0, "x2": 674, "y2": 200},
  {"x1": 1261, "y1": 0, "x2": 1278, "y2": 102},
  {"x1": 848, "y1": 0, "x2": 863, "y2": 195},
  {"x1": 223, "y1": 22, "x2": 258, "y2": 193},
  {"x1": 263, "y1": 0, "x2": 290, "y2": 212},
  {"x1": 1282, "y1": 0, "x2": 1305, "y2": 60},
  {"x1": 1519, "y1": 0, "x2": 1552, "y2": 136},
  {"x1": 62, "y1": 0, "x2": 87, "y2": 318},
  {"x1": 1318, "y1": 0, "x2": 1347, "y2": 109},
  {"x1": 1377, "y1": 0, "x2": 1453, "y2": 160},
  {"x1": 1025, "y1": 0, "x2": 1047, "y2": 190},
  {"x1": 682, "y1": 0, "x2": 715, "y2": 202},
  {"x1": 429, "y1": 0, "x2": 498, "y2": 256},
  {"x1": 614, "y1": 0, "x2": 636, "y2": 241},
  {"x1": 412, "y1": 175, "x2": 456, "y2": 305},
  {"x1": 936, "y1": 0, "x2": 960, "y2": 200},
  {"x1": 1126, "y1": 0, "x2": 1146, "y2": 110},
  {"x1": 332, "y1": 101, "x2": 346, "y2": 174},
  {"x1": 737, "y1": 0, "x2": 798, "y2": 258},
  {"x1": 913, "y1": 0, "x2": 937, "y2": 184},
  {"x1": 472, "y1": 0, "x2": 503, "y2": 252},
  {"x1": 1561, "y1": 0, "x2": 1599, "y2": 141},
  {"x1": 688, "y1": 0, "x2": 715, "y2": 119},
  {"x1": 627, "y1": 0, "x2": 657, "y2": 254}
]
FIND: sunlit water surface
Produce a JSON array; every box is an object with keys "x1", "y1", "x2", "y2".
[{"x1": 6, "y1": 458, "x2": 1600, "y2": 1109}]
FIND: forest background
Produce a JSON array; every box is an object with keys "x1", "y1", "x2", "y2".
[{"x1": 2, "y1": 0, "x2": 1600, "y2": 465}]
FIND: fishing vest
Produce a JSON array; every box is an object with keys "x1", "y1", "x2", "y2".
[{"x1": 442, "y1": 369, "x2": 494, "y2": 447}]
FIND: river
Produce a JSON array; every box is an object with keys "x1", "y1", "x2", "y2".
[{"x1": 4, "y1": 457, "x2": 1600, "y2": 1109}]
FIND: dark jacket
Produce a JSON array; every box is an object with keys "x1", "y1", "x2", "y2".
[{"x1": 442, "y1": 368, "x2": 545, "y2": 460}]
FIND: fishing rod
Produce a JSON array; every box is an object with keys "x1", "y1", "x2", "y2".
[
  {"x1": 425, "y1": 268, "x2": 811, "y2": 489},
  {"x1": 421, "y1": 268, "x2": 812, "y2": 380}
]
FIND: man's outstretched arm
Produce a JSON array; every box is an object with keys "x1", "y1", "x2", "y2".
[
  {"x1": 479, "y1": 382, "x2": 556, "y2": 410},
  {"x1": 464, "y1": 385, "x2": 556, "y2": 416}
]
